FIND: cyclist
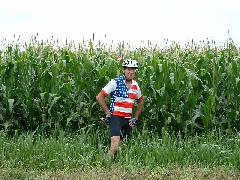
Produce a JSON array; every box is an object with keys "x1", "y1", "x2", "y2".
[{"x1": 96, "y1": 58, "x2": 144, "y2": 158}]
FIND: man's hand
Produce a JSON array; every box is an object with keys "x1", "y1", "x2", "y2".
[
  {"x1": 129, "y1": 118, "x2": 138, "y2": 126},
  {"x1": 99, "y1": 116, "x2": 110, "y2": 126},
  {"x1": 104, "y1": 116, "x2": 111, "y2": 126}
]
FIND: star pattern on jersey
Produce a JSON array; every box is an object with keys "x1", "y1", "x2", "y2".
[{"x1": 110, "y1": 75, "x2": 129, "y2": 112}]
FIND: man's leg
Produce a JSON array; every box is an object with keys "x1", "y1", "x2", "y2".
[
  {"x1": 121, "y1": 119, "x2": 132, "y2": 142},
  {"x1": 109, "y1": 115, "x2": 122, "y2": 159},
  {"x1": 110, "y1": 136, "x2": 120, "y2": 158}
]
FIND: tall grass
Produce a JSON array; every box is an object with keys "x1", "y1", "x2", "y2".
[
  {"x1": 0, "y1": 130, "x2": 239, "y2": 170},
  {"x1": 0, "y1": 37, "x2": 240, "y2": 135}
]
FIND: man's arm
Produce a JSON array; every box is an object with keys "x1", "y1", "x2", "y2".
[
  {"x1": 96, "y1": 92, "x2": 111, "y2": 117},
  {"x1": 135, "y1": 98, "x2": 144, "y2": 120}
]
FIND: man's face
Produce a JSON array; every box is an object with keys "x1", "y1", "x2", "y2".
[{"x1": 123, "y1": 67, "x2": 137, "y2": 81}]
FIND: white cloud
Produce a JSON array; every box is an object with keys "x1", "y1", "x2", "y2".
[{"x1": 0, "y1": 0, "x2": 239, "y2": 47}]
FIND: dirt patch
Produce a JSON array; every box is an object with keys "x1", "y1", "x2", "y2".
[{"x1": 0, "y1": 166, "x2": 239, "y2": 180}]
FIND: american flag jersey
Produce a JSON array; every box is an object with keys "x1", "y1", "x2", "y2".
[{"x1": 101, "y1": 75, "x2": 143, "y2": 118}]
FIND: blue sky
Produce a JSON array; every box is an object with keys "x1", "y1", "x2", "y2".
[{"x1": 0, "y1": 0, "x2": 240, "y2": 47}]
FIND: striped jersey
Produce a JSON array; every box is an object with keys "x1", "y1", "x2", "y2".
[{"x1": 101, "y1": 75, "x2": 143, "y2": 118}]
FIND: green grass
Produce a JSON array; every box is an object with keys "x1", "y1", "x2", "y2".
[
  {"x1": 0, "y1": 130, "x2": 240, "y2": 171},
  {"x1": 1, "y1": 130, "x2": 240, "y2": 179}
]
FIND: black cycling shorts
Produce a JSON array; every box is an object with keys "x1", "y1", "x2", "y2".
[{"x1": 110, "y1": 115, "x2": 132, "y2": 140}]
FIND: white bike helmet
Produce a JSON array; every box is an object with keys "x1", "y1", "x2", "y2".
[{"x1": 122, "y1": 59, "x2": 138, "y2": 69}]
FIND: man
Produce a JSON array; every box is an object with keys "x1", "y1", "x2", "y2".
[{"x1": 96, "y1": 58, "x2": 144, "y2": 158}]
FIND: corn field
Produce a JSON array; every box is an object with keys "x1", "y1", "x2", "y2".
[{"x1": 0, "y1": 37, "x2": 240, "y2": 135}]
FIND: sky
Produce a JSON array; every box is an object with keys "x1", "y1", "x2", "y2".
[{"x1": 0, "y1": 0, "x2": 240, "y2": 48}]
